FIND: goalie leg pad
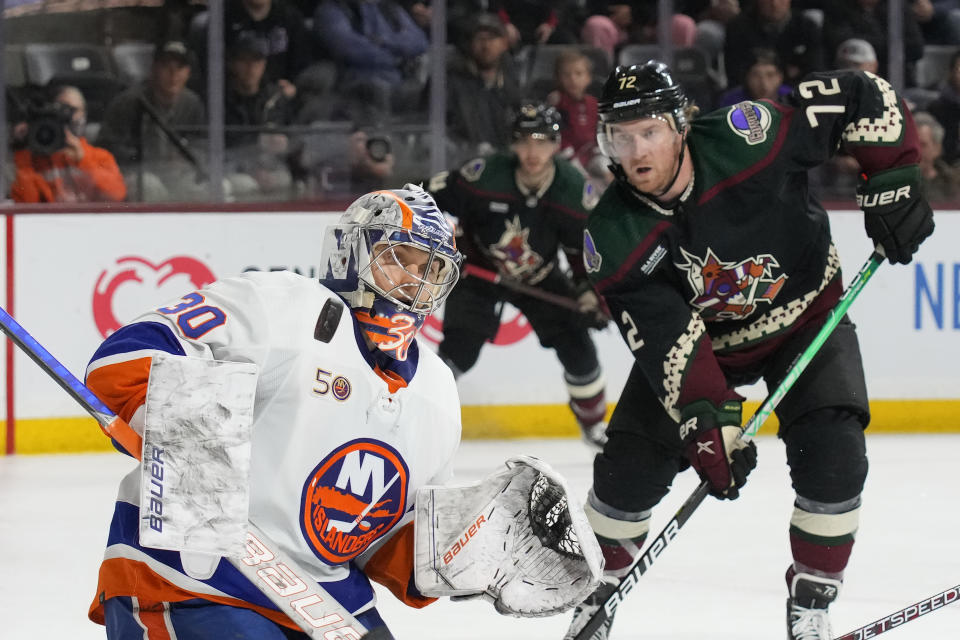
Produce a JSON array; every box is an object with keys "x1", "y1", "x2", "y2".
[
  {"x1": 139, "y1": 353, "x2": 258, "y2": 559},
  {"x1": 414, "y1": 455, "x2": 603, "y2": 617}
]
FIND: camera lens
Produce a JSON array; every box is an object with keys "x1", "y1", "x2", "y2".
[
  {"x1": 366, "y1": 136, "x2": 391, "y2": 162},
  {"x1": 27, "y1": 118, "x2": 67, "y2": 156}
]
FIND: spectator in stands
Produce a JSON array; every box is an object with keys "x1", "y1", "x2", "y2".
[
  {"x1": 914, "y1": 110, "x2": 960, "y2": 200},
  {"x1": 547, "y1": 48, "x2": 605, "y2": 179},
  {"x1": 724, "y1": 0, "x2": 824, "y2": 87},
  {"x1": 581, "y1": 2, "x2": 697, "y2": 61},
  {"x1": 10, "y1": 85, "x2": 126, "y2": 203},
  {"x1": 489, "y1": 0, "x2": 578, "y2": 48},
  {"x1": 912, "y1": 0, "x2": 960, "y2": 46},
  {"x1": 313, "y1": 0, "x2": 429, "y2": 126},
  {"x1": 97, "y1": 40, "x2": 207, "y2": 202},
  {"x1": 835, "y1": 37, "x2": 879, "y2": 73},
  {"x1": 224, "y1": 34, "x2": 297, "y2": 200},
  {"x1": 349, "y1": 128, "x2": 396, "y2": 192},
  {"x1": 823, "y1": 0, "x2": 924, "y2": 78},
  {"x1": 684, "y1": 0, "x2": 741, "y2": 60},
  {"x1": 446, "y1": 13, "x2": 522, "y2": 161},
  {"x1": 928, "y1": 50, "x2": 960, "y2": 163},
  {"x1": 224, "y1": 0, "x2": 313, "y2": 97},
  {"x1": 399, "y1": 0, "x2": 431, "y2": 33},
  {"x1": 717, "y1": 47, "x2": 792, "y2": 106}
]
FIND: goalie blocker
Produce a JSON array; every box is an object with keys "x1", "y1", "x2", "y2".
[{"x1": 414, "y1": 455, "x2": 603, "y2": 617}]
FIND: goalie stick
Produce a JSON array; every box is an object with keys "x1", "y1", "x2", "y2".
[
  {"x1": 0, "y1": 306, "x2": 385, "y2": 640},
  {"x1": 833, "y1": 584, "x2": 960, "y2": 640},
  {"x1": 570, "y1": 249, "x2": 885, "y2": 640}
]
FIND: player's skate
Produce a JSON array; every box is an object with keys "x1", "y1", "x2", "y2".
[
  {"x1": 579, "y1": 420, "x2": 608, "y2": 450},
  {"x1": 786, "y1": 571, "x2": 841, "y2": 640},
  {"x1": 563, "y1": 577, "x2": 617, "y2": 640}
]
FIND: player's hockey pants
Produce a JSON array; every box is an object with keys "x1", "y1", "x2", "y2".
[{"x1": 594, "y1": 316, "x2": 870, "y2": 514}]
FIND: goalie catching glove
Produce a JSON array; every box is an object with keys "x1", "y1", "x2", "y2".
[
  {"x1": 858, "y1": 165, "x2": 934, "y2": 265},
  {"x1": 414, "y1": 455, "x2": 603, "y2": 617},
  {"x1": 682, "y1": 400, "x2": 757, "y2": 500}
]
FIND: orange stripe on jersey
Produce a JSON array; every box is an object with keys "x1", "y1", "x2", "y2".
[
  {"x1": 363, "y1": 522, "x2": 436, "y2": 609},
  {"x1": 86, "y1": 357, "x2": 152, "y2": 424},
  {"x1": 373, "y1": 365, "x2": 408, "y2": 394},
  {"x1": 89, "y1": 557, "x2": 303, "y2": 632},
  {"x1": 134, "y1": 599, "x2": 173, "y2": 640},
  {"x1": 374, "y1": 190, "x2": 414, "y2": 229}
]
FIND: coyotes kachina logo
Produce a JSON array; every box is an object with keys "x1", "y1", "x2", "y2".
[
  {"x1": 300, "y1": 439, "x2": 408, "y2": 565},
  {"x1": 489, "y1": 215, "x2": 544, "y2": 278},
  {"x1": 676, "y1": 248, "x2": 787, "y2": 319}
]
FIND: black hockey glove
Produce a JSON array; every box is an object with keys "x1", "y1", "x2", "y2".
[
  {"x1": 574, "y1": 281, "x2": 611, "y2": 329},
  {"x1": 681, "y1": 400, "x2": 757, "y2": 500},
  {"x1": 858, "y1": 165, "x2": 934, "y2": 265}
]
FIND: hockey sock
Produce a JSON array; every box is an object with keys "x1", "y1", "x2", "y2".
[
  {"x1": 565, "y1": 368, "x2": 606, "y2": 429},
  {"x1": 583, "y1": 489, "x2": 650, "y2": 578},
  {"x1": 789, "y1": 495, "x2": 861, "y2": 580}
]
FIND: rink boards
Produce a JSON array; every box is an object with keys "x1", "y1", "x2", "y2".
[{"x1": 2, "y1": 208, "x2": 959, "y2": 453}]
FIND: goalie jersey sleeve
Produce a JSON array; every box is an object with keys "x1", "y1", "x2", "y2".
[
  {"x1": 584, "y1": 70, "x2": 920, "y2": 433},
  {"x1": 85, "y1": 271, "x2": 462, "y2": 627}
]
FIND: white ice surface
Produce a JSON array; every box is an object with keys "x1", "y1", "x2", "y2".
[{"x1": 1, "y1": 434, "x2": 957, "y2": 639}]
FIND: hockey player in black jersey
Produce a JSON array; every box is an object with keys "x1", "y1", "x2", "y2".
[
  {"x1": 564, "y1": 62, "x2": 934, "y2": 640},
  {"x1": 428, "y1": 102, "x2": 611, "y2": 448}
]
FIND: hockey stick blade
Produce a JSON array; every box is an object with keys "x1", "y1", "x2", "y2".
[
  {"x1": 0, "y1": 305, "x2": 370, "y2": 640},
  {"x1": 833, "y1": 584, "x2": 960, "y2": 640},
  {"x1": 570, "y1": 250, "x2": 884, "y2": 640}
]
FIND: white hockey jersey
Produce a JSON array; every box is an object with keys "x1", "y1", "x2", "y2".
[{"x1": 85, "y1": 270, "x2": 462, "y2": 629}]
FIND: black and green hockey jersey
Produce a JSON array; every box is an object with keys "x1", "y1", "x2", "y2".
[
  {"x1": 583, "y1": 70, "x2": 921, "y2": 424},
  {"x1": 429, "y1": 151, "x2": 600, "y2": 285}
]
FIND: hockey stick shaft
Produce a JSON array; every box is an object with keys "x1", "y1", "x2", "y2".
[
  {"x1": 572, "y1": 250, "x2": 885, "y2": 640},
  {"x1": 464, "y1": 264, "x2": 584, "y2": 312},
  {"x1": 834, "y1": 584, "x2": 960, "y2": 639},
  {"x1": 0, "y1": 306, "x2": 376, "y2": 640}
]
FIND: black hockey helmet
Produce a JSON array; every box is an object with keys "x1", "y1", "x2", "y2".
[
  {"x1": 598, "y1": 61, "x2": 690, "y2": 132},
  {"x1": 512, "y1": 102, "x2": 561, "y2": 142}
]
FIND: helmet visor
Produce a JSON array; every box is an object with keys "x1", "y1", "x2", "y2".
[{"x1": 598, "y1": 118, "x2": 677, "y2": 163}]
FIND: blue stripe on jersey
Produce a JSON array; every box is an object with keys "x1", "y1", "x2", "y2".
[
  {"x1": 106, "y1": 501, "x2": 376, "y2": 614},
  {"x1": 90, "y1": 321, "x2": 186, "y2": 365}
]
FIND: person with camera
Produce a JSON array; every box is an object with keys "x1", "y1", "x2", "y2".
[
  {"x1": 10, "y1": 86, "x2": 126, "y2": 203},
  {"x1": 428, "y1": 102, "x2": 611, "y2": 450}
]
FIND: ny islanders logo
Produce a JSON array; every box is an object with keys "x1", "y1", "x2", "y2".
[
  {"x1": 676, "y1": 247, "x2": 787, "y2": 319},
  {"x1": 300, "y1": 439, "x2": 408, "y2": 564}
]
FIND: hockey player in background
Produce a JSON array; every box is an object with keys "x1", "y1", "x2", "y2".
[
  {"x1": 429, "y1": 102, "x2": 611, "y2": 449},
  {"x1": 566, "y1": 62, "x2": 934, "y2": 640},
  {"x1": 84, "y1": 185, "x2": 602, "y2": 638}
]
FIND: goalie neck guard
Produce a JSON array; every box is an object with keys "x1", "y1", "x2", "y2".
[{"x1": 320, "y1": 184, "x2": 462, "y2": 361}]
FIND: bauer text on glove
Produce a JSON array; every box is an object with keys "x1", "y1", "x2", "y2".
[{"x1": 858, "y1": 165, "x2": 934, "y2": 265}]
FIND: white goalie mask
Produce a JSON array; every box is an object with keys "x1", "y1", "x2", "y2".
[{"x1": 320, "y1": 184, "x2": 462, "y2": 360}]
